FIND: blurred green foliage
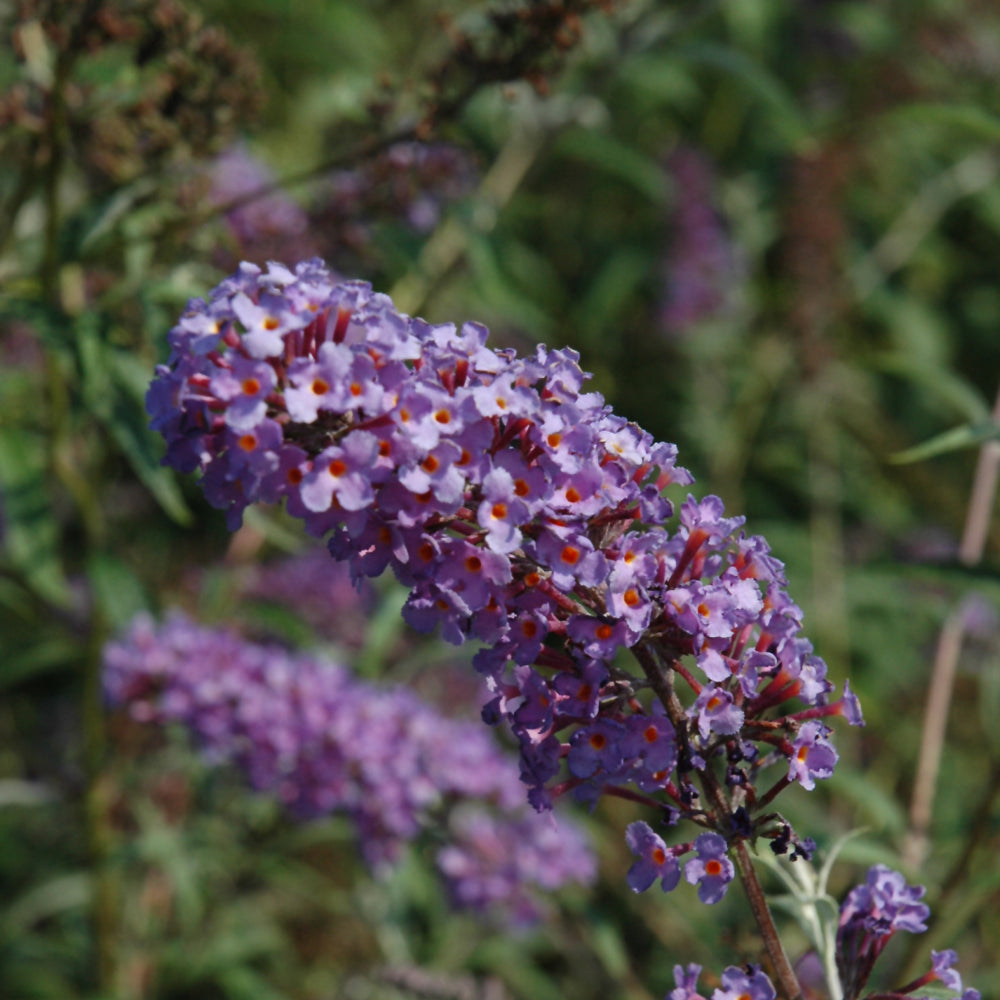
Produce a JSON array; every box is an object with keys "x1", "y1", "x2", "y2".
[{"x1": 1, "y1": 0, "x2": 1000, "y2": 998}]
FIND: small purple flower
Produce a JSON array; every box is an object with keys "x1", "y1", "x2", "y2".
[
  {"x1": 476, "y1": 467, "x2": 529, "y2": 554},
  {"x1": 788, "y1": 720, "x2": 838, "y2": 790},
  {"x1": 831, "y1": 679, "x2": 865, "y2": 726},
  {"x1": 566, "y1": 615, "x2": 628, "y2": 660},
  {"x1": 299, "y1": 431, "x2": 379, "y2": 512},
  {"x1": 931, "y1": 949, "x2": 963, "y2": 991},
  {"x1": 534, "y1": 528, "x2": 608, "y2": 592},
  {"x1": 710, "y1": 965, "x2": 775, "y2": 1000},
  {"x1": 684, "y1": 832, "x2": 734, "y2": 904},
  {"x1": 669, "y1": 964, "x2": 706, "y2": 1000},
  {"x1": 624, "y1": 821, "x2": 680, "y2": 893},
  {"x1": 551, "y1": 659, "x2": 607, "y2": 720},
  {"x1": 690, "y1": 685, "x2": 745, "y2": 741},
  {"x1": 567, "y1": 719, "x2": 626, "y2": 780},
  {"x1": 626, "y1": 713, "x2": 677, "y2": 785}
]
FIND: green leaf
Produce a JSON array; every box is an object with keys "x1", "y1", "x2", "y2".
[
  {"x1": 470, "y1": 936, "x2": 564, "y2": 1000},
  {"x1": 891, "y1": 421, "x2": 1000, "y2": 464},
  {"x1": 2, "y1": 874, "x2": 91, "y2": 934},
  {"x1": 0, "y1": 429, "x2": 71, "y2": 607},
  {"x1": 585, "y1": 915, "x2": 630, "y2": 980},
  {"x1": 0, "y1": 635, "x2": 82, "y2": 690},
  {"x1": 553, "y1": 128, "x2": 667, "y2": 202},
  {"x1": 103, "y1": 407, "x2": 192, "y2": 525},
  {"x1": 219, "y1": 966, "x2": 289, "y2": 1000},
  {"x1": 354, "y1": 581, "x2": 408, "y2": 678},
  {"x1": 870, "y1": 351, "x2": 990, "y2": 424},
  {"x1": 827, "y1": 767, "x2": 908, "y2": 835},
  {"x1": 674, "y1": 43, "x2": 811, "y2": 147},
  {"x1": 573, "y1": 247, "x2": 650, "y2": 348},
  {"x1": 887, "y1": 102, "x2": 1000, "y2": 142},
  {"x1": 86, "y1": 553, "x2": 149, "y2": 631}
]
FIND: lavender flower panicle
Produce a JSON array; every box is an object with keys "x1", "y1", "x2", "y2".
[
  {"x1": 104, "y1": 612, "x2": 594, "y2": 920},
  {"x1": 659, "y1": 146, "x2": 743, "y2": 337},
  {"x1": 836, "y1": 866, "x2": 979, "y2": 1000},
  {"x1": 147, "y1": 258, "x2": 863, "y2": 908}
]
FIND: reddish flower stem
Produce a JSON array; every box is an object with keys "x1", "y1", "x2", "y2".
[{"x1": 632, "y1": 639, "x2": 803, "y2": 1000}]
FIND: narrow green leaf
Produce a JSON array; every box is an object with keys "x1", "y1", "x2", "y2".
[
  {"x1": 2, "y1": 873, "x2": 91, "y2": 933},
  {"x1": 0, "y1": 428, "x2": 70, "y2": 606},
  {"x1": 674, "y1": 43, "x2": 810, "y2": 147},
  {"x1": 354, "y1": 581, "x2": 408, "y2": 678},
  {"x1": 101, "y1": 390, "x2": 193, "y2": 525},
  {"x1": 574, "y1": 247, "x2": 651, "y2": 345},
  {"x1": 891, "y1": 421, "x2": 1000, "y2": 464},
  {"x1": 887, "y1": 102, "x2": 1000, "y2": 142},
  {"x1": 553, "y1": 128, "x2": 667, "y2": 202},
  {"x1": 471, "y1": 936, "x2": 564, "y2": 1000},
  {"x1": 87, "y1": 552, "x2": 149, "y2": 631},
  {"x1": 871, "y1": 352, "x2": 990, "y2": 424},
  {"x1": 0, "y1": 636, "x2": 81, "y2": 690},
  {"x1": 219, "y1": 966, "x2": 289, "y2": 1000}
]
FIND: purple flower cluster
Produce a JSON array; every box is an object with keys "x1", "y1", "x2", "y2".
[
  {"x1": 659, "y1": 146, "x2": 742, "y2": 336},
  {"x1": 837, "y1": 866, "x2": 979, "y2": 1000},
  {"x1": 148, "y1": 258, "x2": 863, "y2": 902},
  {"x1": 310, "y1": 142, "x2": 477, "y2": 265},
  {"x1": 625, "y1": 822, "x2": 734, "y2": 904},
  {"x1": 668, "y1": 963, "x2": 774, "y2": 1000},
  {"x1": 208, "y1": 146, "x2": 319, "y2": 265},
  {"x1": 438, "y1": 805, "x2": 594, "y2": 925},
  {"x1": 204, "y1": 142, "x2": 475, "y2": 273},
  {"x1": 238, "y1": 546, "x2": 377, "y2": 649},
  {"x1": 103, "y1": 612, "x2": 594, "y2": 919}
]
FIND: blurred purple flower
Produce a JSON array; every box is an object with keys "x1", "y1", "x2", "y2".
[
  {"x1": 310, "y1": 142, "x2": 477, "y2": 268},
  {"x1": 659, "y1": 146, "x2": 743, "y2": 336},
  {"x1": 209, "y1": 146, "x2": 318, "y2": 263},
  {"x1": 104, "y1": 612, "x2": 594, "y2": 920}
]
